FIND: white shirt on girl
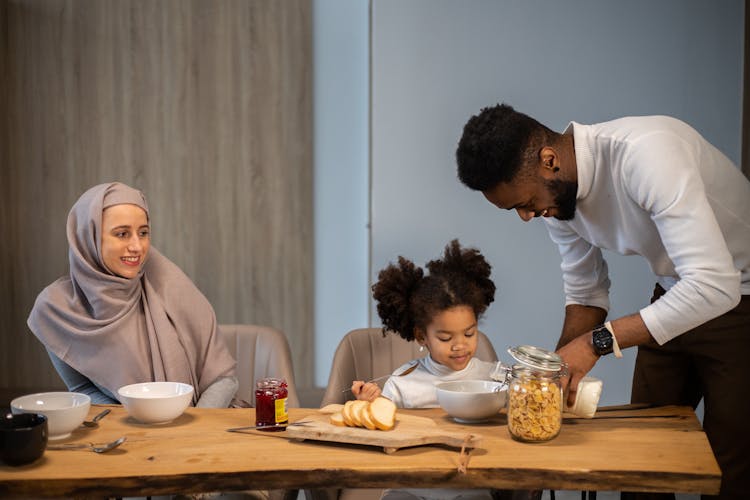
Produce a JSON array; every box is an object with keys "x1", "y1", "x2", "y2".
[{"x1": 382, "y1": 355, "x2": 498, "y2": 408}]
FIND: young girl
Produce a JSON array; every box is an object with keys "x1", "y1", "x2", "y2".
[
  {"x1": 352, "y1": 239, "x2": 501, "y2": 500},
  {"x1": 352, "y1": 239, "x2": 497, "y2": 407}
]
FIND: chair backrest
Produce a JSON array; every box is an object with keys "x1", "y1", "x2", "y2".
[
  {"x1": 320, "y1": 327, "x2": 498, "y2": 407},
  {"x1": 219, "y1": 324, "x2": 300, "y2": 407}
]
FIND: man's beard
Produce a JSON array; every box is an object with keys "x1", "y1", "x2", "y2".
[{"x1": 545, "y1": 179, "x2": 577, "y2": 221}]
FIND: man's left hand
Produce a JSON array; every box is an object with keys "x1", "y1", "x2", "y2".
[{"x1": 556, "y1": 331, "x2": 598, "y2": 407}]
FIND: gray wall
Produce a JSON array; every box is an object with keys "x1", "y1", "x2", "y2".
[
  {"x1": 313, "y1": 0, "x2": 370, "y2": 386},
  {"x1": 369, "y1": 0, "x2": 744, "y2": 409}
]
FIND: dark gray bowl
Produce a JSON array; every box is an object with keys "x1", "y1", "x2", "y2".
[{"x1": 1, "y1": 412, "x2": 48, "y2": 465}]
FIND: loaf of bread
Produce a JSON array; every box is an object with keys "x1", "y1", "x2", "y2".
[{"x1": 330, "y1": 397, "x2": 396, "y2": 431}]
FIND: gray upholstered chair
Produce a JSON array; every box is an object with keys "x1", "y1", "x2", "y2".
[
  {"x1": 220, "y1": 323, "x2": 300, "y2": 408},
  {"x1": 219, "y1": 324, "x2": 300, "y2": 500}
]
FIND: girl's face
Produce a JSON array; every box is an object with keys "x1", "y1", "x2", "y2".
[
  {"x1": 416, "y1": 305, "x2": 478, "y2": 371},
  {"x1": 101, "y1": 204, "x2": 150, "y2": 279}
]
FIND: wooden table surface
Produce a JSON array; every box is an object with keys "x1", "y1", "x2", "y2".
[{"x1": 0, "y1": 404, "x2": 721, "y2": 497}]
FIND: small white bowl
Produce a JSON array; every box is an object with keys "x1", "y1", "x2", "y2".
[
  {"x1": 436, "y1": 379, "x2": 507, "y2": 423},
  {"x1": 117, "y1": 382, "x2": 193, "y2": 424},
  {"x1": 11, "y1": 392, "x2": 91, "y2": 440}
]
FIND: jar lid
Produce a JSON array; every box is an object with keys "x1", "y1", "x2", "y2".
[
  {"x1": 256, "y1": 378, "x2": 287, "y2": 389},
  {"x1": 507, "y1": 345, "x2": 563, "y2": 372}
]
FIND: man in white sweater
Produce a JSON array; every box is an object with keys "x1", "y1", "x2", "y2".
[{"x1": 456, "y1": 103, "x2": 750, "y2": 500}]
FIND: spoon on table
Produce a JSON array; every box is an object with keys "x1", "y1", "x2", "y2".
[
  {"x1": 82, "y1": 408, "x2": 111, "y2": 428},
  {"x1": 48, "y1": 436, "x2": 126, "y2": 453}
]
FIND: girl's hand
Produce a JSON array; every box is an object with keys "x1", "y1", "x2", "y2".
[{"x1": 351, "y1": 381, "x2": 382, "y2": 402}]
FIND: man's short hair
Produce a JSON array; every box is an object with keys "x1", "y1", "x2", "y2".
[{"x1": 456, "y1": 103, "x2": 552, "y2": 191}]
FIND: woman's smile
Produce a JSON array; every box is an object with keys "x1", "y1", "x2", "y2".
[{"x1": 120, "y1": 256, "x2": 142, "y2": 266}]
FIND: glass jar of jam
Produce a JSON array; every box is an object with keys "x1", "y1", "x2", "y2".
[
  {"x1": 255, "y1": 378, "x2": 288, "y2": 431},
  {"x1": 499, "y1": 345, "x2": 565, "y2": 443}
]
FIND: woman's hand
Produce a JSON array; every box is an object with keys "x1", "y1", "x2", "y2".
[{"x1": 351, "y1": 381, "x2": 381, "y2": 402}]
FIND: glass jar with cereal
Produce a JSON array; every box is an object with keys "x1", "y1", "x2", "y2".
[{"x1": 504, "y1": 345, "x2": 564, "y2": 443}]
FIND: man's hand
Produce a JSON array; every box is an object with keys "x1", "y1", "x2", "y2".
[{"x1": 556, "y1": 331, "x2": 599, "y2": 407}]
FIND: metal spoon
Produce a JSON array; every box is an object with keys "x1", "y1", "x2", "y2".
[
  {"x1": 48, "y1": 436, "x2": 126, "y2": 453},
  {"x1": 82, "y1": 408, "x2": 111, "y2": 428},
  {"x1": 341, "y1": 362, "x2": 420, "y2": 393}
]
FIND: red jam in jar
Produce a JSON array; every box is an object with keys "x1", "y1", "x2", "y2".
[{"x1": 255, "y1": 378, "x2": 288, "y2": 431}]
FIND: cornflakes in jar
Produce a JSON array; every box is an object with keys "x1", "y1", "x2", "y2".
[
  {"x1": 507, "y1": 368, "x2": 562, "y2": 442},
  {"x1": 502, "y1": 345, "x2": 565, "y2": 443}
]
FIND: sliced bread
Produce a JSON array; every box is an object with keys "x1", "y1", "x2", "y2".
[
  {"x1": 359, "y1": 403, "x2": 377, "y2": 430},
  {"x1": 342, "y1": 400, "x2": 357, "y2": 427},
  {"x1": 369, "y1": 396, "x2": 397, "y2": 431},
  {"x1": 349, "y1": 400, "x2": 369, "y2": 427},
  {"x1": 329, "y1": 411, "x2": 346, "y2": 427}
]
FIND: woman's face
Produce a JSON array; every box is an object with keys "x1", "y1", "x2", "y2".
[
  {"x1": 416, "y1": 305, "x2": 478, "y2": 371},
  {"x1": 101, "y1": 204, "x2": 150, "y2": 279}
]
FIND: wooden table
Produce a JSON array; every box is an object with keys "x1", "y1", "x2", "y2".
[{"x1": 0, "y1": 404, "x2": 720, "y2": 497}]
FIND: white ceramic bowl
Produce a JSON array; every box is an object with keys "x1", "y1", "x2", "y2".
[
  {"x1": 117, "y1": 382, "x2": 193, "y2": 424},
  {"x1": 11, "y1": 392, "x2": 91, "y2": 440},
  {"x1": 436, "y1": 379, "x2": 507, "y2": 423}
]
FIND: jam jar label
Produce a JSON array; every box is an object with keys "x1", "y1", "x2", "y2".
[{"x1": 275, "y1": 397, "x2": 288, "y2": 425}]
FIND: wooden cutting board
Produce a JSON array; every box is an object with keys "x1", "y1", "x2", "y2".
[{"x1": 286, "y1": 404, "x2": 483, "y2": 453}]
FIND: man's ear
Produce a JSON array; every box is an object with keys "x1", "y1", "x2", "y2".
[{"x1": 539, "y1": 146, "x2": 559, "y2": 178}]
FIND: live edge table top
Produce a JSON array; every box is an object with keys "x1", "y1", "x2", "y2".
[{"x1": 0, "y1": 404, "x2": 720, "y2": 498}]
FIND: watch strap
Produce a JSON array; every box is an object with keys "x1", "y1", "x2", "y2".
[{"x1": 605, "y1": 321, "x2": 623, "y2": 358}]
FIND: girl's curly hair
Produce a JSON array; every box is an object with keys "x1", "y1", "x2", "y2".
[{"x1": 371, "y1": 239, "x2": 496, "y2": 341}]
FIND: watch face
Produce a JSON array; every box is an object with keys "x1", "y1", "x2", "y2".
[{"x1": 593, "y1": 326, "x2": 613, "y2": 356}]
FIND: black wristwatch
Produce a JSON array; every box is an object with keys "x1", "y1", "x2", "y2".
[{"x1": 591, "y1": 324, "x2": 614, "y2": 356}]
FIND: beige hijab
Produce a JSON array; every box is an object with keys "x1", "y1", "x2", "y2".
[{"x1": 27, "y1": 182, "x2": 236, "y2": 403}]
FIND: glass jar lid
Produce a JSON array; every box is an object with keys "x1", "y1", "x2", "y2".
[
  {"x1": 256, "y1": 378, "x2": 287, "y2": 389},
  {"x1": 507, "y1": 345, "x2": 564, "y2": 372}
]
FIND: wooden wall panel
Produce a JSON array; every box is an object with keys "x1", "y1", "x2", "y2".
[{"x1": 1, "y1": 0, "x2": 313, "y2": 394}]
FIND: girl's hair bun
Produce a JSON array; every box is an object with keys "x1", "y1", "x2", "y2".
[{"x1": 372, "y1": 256, "x2": 424, "y2": 341}]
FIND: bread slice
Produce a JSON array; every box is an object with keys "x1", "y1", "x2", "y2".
[
  {"x1": 368, "y1": 396, "x2": 397, "y2": 431},
  {"x1": 359, "y1": 403, "x2": 377, "y2": 430},
  {"x1": 342, "y1": 400, "x2": 357, "y2": 427},
  {"x1": 329, "y1": 411, "x2": 347, "y2": 427},
  {"x1": 349, "y1": 400, "x2": 369, "y2": 427}
]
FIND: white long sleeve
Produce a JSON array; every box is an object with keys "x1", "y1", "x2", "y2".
[{"x1": 546, "y1": 116, "x2": 749, "y2": 344}]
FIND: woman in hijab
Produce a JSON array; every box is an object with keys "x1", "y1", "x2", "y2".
[{"x1": 27, "y1": 182, "x2": 238, "y2": 407}]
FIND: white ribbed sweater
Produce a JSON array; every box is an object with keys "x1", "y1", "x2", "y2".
[{"x1": 545, "y1": 116, "x2": 750, "y2": 344}]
